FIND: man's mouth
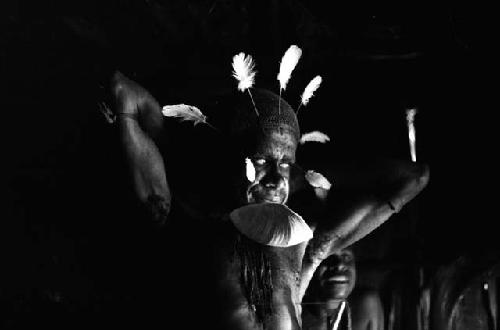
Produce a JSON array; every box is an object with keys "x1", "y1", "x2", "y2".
[
  {"x1": 326, "y1": 275, "x2": 349, "y2": 283},
  {"x1": 247, "y1": 187, "x2": 286, "y2": 204},
  {"x1": 260, "y1": 195, "x2": 283, "y2": 203},
  {"x1": 252, "y1": 193, "x2": 285, "y2": 204}
]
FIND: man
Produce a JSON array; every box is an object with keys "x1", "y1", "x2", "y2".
[
  {"x1": 302, "y1": 248, "x2": 384, "y2": 330},
  {"x1": 109, "y1": 70, "x2": 429, "y2": 329}
]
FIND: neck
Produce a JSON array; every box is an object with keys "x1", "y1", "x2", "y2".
[{"x1": 325, "y1": 299, "x2": 344, "y2": 316}]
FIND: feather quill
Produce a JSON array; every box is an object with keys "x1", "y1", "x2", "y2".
[
  {"x1": 305, "y1": 170, "x2": 332, "y2": 191},
  {"x1": 231, "y1": 52, "x2": 259, "y2": 116},
  {"x1": 299, "y1": 131, "x2": 331, "y2": 144},
  {"x1": 277, "y1": 45, "x2": 302, "y2": 91},
  {"x1": 162, "y1": 104, "x2": 213, "y2": 128}
]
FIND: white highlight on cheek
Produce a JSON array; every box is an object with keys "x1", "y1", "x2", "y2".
[{"x1": 245, "y1": 158, "x2": 256, "y2": 182}]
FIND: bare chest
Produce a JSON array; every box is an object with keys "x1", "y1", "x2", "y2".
[{"x1": 215, "y1": 240, "x2": 308, "y2": 330}]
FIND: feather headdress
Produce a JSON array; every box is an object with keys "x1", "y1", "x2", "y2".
[
  {"x1": 305, "y1": 170, "x2": 332, "y2": 191},
  {"x1": 232, "y1": 52, "x2": 259, "y2": 116},
  {"x1": 305, "y1": 170, "x2": 332, "y2": 201},
  {"x1": 162, "y1": 104, "x2": 215, "y2": 129},
  {"x1": 232, "y1": 52, "x2": 256, "y2": 92},
  {"x1": 277, "y1": 45, "x2": 302, "y2": 91},
  {"x1": 277, "y1": 45, "x2": 302, "y2": 114},
  {"x1": 299, "y1": 131, "x2": 331, "y2": 144},
  {"x1": 297, "y1": 75, "x2": 322, "y2": 114},
  {"x1": 230, "y1": 203, "x2": 313, "y2": 247}
]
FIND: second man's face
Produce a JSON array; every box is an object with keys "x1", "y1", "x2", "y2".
[{"x1": 317, "y1": 249, "x2": 357, "y2": 301}]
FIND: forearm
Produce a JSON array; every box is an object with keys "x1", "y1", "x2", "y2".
[
  {"x1": 374, "y1": 160, "x2": 430, "y2": 212},
  {"x1": 305, "y1": 160, "x2": 429, "y2": 265}
]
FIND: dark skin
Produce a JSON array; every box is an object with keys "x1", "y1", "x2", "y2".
[
  {"x1": 316, "y1": 249, "x2": 357, "y2": 306},
  {"x1": 110, "y1": 71, "x2": 429, "y2": 330},
  {"x1": 350, "y1": 289, "x2": 385, "y2": 330},
  {"x1": 247, "y1": 130, "x2": 296, "y2": 205},
  {"x1": 303, "y1": 249, "x2": 384, "y2": 330}
]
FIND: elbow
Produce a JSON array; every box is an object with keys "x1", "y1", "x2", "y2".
[{"x1": 146, "y1": 194, "x2": 171, "y2": 227}]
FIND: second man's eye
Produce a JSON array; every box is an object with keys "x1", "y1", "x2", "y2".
[{"x1": 342, "y1": 254, "x2": 353, "y2": 263}]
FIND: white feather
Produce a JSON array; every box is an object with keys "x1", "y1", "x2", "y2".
[
  {"x1": 406, "y1": 108, "x2": 418, "y2": 162},
  {"x1": 245, "y1": 158, "x2": 256, "y2": 182},
  {"x1": 162, "y1": 104, "x2": 207, "y2": 126},
  {"x1": 299, "y1": 131, "x2": 331, "y2": 144},
  {"x1": 230, "y1": 203, "x2": 313, "y2": 247},
  {"x1": 232, "y1": 52, "x2": 256, "y2": 92},
  {"x1": 301, "y1": 75, "x2": 322, "y2": 106},
  {"x1": 277, "y1": 45, "x2": 302, "y2": 90},
  {"x1": 305, "y1": 170, "x2": 332, "y2": 190}
]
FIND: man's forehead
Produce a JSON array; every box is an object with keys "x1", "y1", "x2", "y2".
[
  {"x1": 326, "y1": 249, "x2": 355, "y2": 262},
  {"x1": 253, "y1": 130, "x2": 297, "y2": 157}
]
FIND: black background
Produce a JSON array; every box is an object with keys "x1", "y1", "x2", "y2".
[{"x1": 2, "y1": 0, "x2": 496, "y2": 328}]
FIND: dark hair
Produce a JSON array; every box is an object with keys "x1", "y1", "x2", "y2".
[{"x1": 234, "y1": 232, "x2": 274, "y2": 325}]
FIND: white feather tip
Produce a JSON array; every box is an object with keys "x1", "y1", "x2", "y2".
[
  {"x1": 232, "y1": 52, "x2": 257, "y2": 92},
  {"x1": 305, "y1": 170, "x2": 332, "y2": 190},
  {"x1": 162, "y1": 104, "x2": 207, "y2": 126},
  {"x1": 277, "y1": 45, "x2": 302, "y2": 90},
  {"x1": 301, "y1": 75, "x2": 322, "y2": 106},
  {"x1": 299, "y1": 131, "x2": 331, "y2": 145}
]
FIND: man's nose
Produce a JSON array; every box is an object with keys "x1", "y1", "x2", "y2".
[
  {"x1": 328, "y1": 263, "x2": 346, "y2": 274},
  {"x1": 328, "y1": 256, "x2": 345, "y2": 271},
  {"x1": 261, "y1": 164, "x2": 283, "y2": 188}
]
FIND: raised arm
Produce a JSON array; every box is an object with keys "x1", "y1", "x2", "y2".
[
  {"x1": 299, "y1": 159, "x2": 429, "y2": 299},
  {"x1": 111, "y1": 71, "x2": 171, "y2": 225}
]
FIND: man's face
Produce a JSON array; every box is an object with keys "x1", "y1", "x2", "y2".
[
  {"x1": 317, "y1": 249, "x2": 356, "y2": 301},
  {"x1": 245, "y1": 130, "x2": 297, "y2": 205}
]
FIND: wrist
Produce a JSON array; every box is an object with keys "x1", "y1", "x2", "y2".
[{"x1": 116, "y1": 112, "x2": 139, "y2": 121}]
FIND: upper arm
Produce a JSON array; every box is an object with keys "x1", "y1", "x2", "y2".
[{"x1": 112, "y1": 72, "x2": 172, "y2": 225}]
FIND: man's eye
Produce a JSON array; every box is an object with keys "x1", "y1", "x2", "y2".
[{"x1": 254, "y1": 158, "x2": 266, "y2": 166}]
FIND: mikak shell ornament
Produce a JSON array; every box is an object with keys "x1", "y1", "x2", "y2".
[{"x1": 230, "y1": 203, "x2": 313, "y2": 248}]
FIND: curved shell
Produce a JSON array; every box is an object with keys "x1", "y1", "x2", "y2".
[{"x1": 230, "y1": 203, "x2": 313, "y2": 247}]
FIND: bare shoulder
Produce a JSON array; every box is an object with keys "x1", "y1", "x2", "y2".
[
  {"x1": 350, "y1": 288, "x2": 383, "y2": 310},
  {"x1": 350, "y1": 288, "x2": 385, "y2": 330}
]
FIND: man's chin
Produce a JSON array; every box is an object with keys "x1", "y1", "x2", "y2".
[{"x1": 248, "y1": 195, "x2": 287, "y2": 205}]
